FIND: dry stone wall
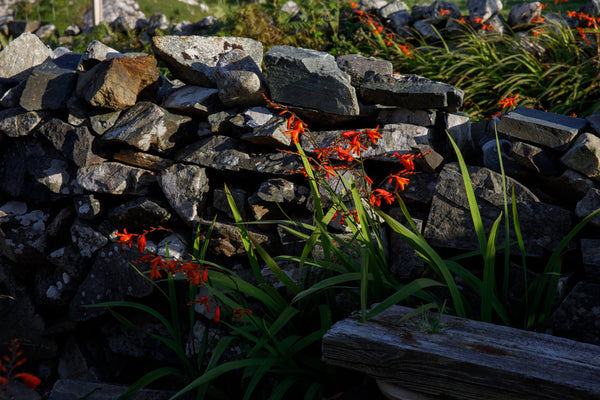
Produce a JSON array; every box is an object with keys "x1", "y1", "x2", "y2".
[{"x1": 0, "y1": 22, "x2": 599, "y2": 399}]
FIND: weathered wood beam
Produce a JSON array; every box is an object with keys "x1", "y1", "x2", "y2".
[{"x1": 322, "y1": 305, "x2": 600, "y2": 400}]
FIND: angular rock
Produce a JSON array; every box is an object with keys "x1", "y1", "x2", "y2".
[
  {"x1": 176, "y1": 135, "x2": 251, "y2": 171},
  {"x1": 48, "y1": 379, "x2": 175, "y2": 400},
  {"x1": 240, "y1": 152, "x2": 302, "y2": 176},
  {"x1": 468, "y1": 0, "x2": 502, "y2": 23},
  {"x1": 161, "y1": 85, "x2": 219, "y2": 116},
  {"x1": 70, "y1": 219, "x2": 109, "y2": 258},
  {"x1": 0, "y1": 201, "x2": 49, "y2": 264},
  {"x1": 549, "y1": 282, "x2": 600, "y2": 345},
  {"x1": 36, "y1": 118, "x2": 105, "y2": 167},
  {"x1": 81, "y1": 0, "x2": 146, "y2": 30},
  {"x1": 241, "y1": 106, "x2": 275, "y2": 128},
  {"x1": 20, "y1": 61, "x2": 77, "y2": 111},
  {"x1": 63, "y1": 23, "x2": 81, "y2": 36},
  {"x1": 561, "y1": 132, "x2": 600, "y2": 181},
  {"x1": 8, "y1": 20, "x2": 43, "y2": 37},
  {"x1": 511, "y1": 141, "x2": 560, "y2": 175},
  {"x1": 216, "y1": 48, "x2": 269, "y2": 108},
  {"x1": 34, "y1": 263, "x2": 78, "y2": 307},
  {"x1": 498, "y1": 107, "x2": 588, "y2": 151},
  {"x1": 195, "y1": 219, "x2": 273, "y2": 258},
  {"x1": 89, "y1": 109, "x2": 122, "y2": 135},
  {"x1": 151, "y1": 35, "x2": 263, "y2": 87},
  {"x1": 359, "y1": 73, "x2": 464, "y2": 112},
  {"x1": 377, "y1": 107, "x2": 437, "y2": 127},
  {"x1": 378, "y1": 0, "x2": 409, "y2": 20},
  {"x1": 389, "y1": 10, "x2": 411, "y2": 33},
  {"x1": 581, "y1": 238, "x2": 600, "y2": 281},
  {"x1": 213, "y1": 187, "x2": 248, "y2": 220},
  {"x1": 445, "y1": 112, "x2": 472, "y2": 157},
  {"x1": 336, "y1": 53, "x2": 393, "y2": 86},
  {"x1": 413, "y1": 20, "x2": 442, "y2": 40},
  {"x1": 47, "y1": 244, "x2": 89, "y2": 281},
  {"x1": 74, "y1": 195, "x2": 102, "y2": 220},
  {"x1": 0, "y1": 107, "x2": 43, "y2": 137},
  {"x1": 108, "y1": 198, "x2": 171, "y2": 233},
  {"x1": 575, "y1": 187, "x2": 600, "y2": 227},
  {"x1": 112, "y1": 149, "x2": 174, "y2": 171},
  {"x1": 76, "y1": 55, "x2": 160, "y2": 110},
  {"x1": 158, "y1": 163, "x2": 209, "y2": 225},
  {"x1": 423, "y1": 163, "x2": 572, "y2": 257},
  {"x1": 102, "y1": 102, "x2": 193, "y2": 153},
  {"x1": 0, "y1": 31, "x2": 54, "y2": 81},
  {"x1": 77, "y1": 40, "x2": 123, "y2": 71},
  {"x1": 68, "y1": 241, "x2": 153, "y2": 319},
  {"x1": 508, "y1": 2, "x2": 543, "y2": 26},
  {"x1": 264, "y1": 45, "x2": 359, "y2": 115},
  {"x1": 76, "y1": 162, "x2": 156, "y2": 195},
  {"x1": 241, "y1": 115, "x2": 291, "y2": 147}
]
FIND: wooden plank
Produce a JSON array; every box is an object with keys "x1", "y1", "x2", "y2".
[{"x1": 322, "y1": 305, "x2": 600, "y2": 400}]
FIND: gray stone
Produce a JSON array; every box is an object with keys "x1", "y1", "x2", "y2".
[
  {"x1": 176, "y1": 135, "x2": 251, "y2": 171},
  {"x1": 108, "y1": 198, "x2": 171, "y2": 231},
  {"x1": 497, "y1": 107, "x2": 588, "y2": 150},
  {"x1": 482, "y1": 139, "x2": 528, "y2": 178},
  {"x1": 0, "y1": 80, "x2": 25, "y2": 109},
  {"x1": 468, "y1": 0, "x2": 502, "y2": 22},
  {"x1": 112, "y1": 149, "x2": 174, "y2": 171},
  {"x1": 63, "y1": 23, "x2": 81, "y2": 36},
  {"x1": 581, "y1": 238, "x2": 600, "y2": 281},
  {"x1": 586, "y1": 109, "x2": 600, "y2": 135},
  {"x1": 575, "y1": 188, "x2": 600, "y2": 228},
  {"x1": 19, "y1": 61, "x2": 77, "y2": 111},
  {"x1": 102, "y1": 102, "x2": 193, "y2": 153},
  {"x1": 215, "y1": 48, "x2": 268, "y2": 107},
  {"x1": 161, "y1": 85, "x2": 219, "y2": 116},
  {"x1": 36, "y1": 118, "x2": 105, "y2": 167},
  {"x1": 445, "y1": 112, "x2": 472, "y2": 156},
  {"x1": 77, "y1": 40, "x2": 123, "y2": 71},
  {"x1": 158, "y1": 163, "x2": 209, "y2": 225},
  {"x1": 48, "y1": 379, "x2": 175, "y2": 400},
  {"x1": 69, "y1": 242, "x2": 154, "y2": 321},
  {"x1": 34, "y1": 263, "x2": 78, "y2": 307},
  {"x1": 74, "y1": 195, "x2": 102, "y2": 220},
  {"x1": 46, "y1": 244, "x2": 89, "y2": 282},
  {"x1": 76, "y1": 162, "x2": 156, "y2": 195},
  {"x1": 549, "y1": 282, "x2": 600, "y2": 345},
  {"x1": 0, "y1": 31, "x2": 54, "y2": 81},
  {"x1": 241, "y1": 106, "x2": 275, "y2": 128},
  {"x1": 240, "y1": 152, "x2": 302, "y2": 176},
  {"x1": 195, "y1": 218, "x2": 273, "y2": 258},
  {"x1": 336, "y1": 53, "x2": 393, "y2": 86},
  {"x1": 411, "y1": 144, "x2": 444, "y2": 173},
  {"x1": 151, "y1": 35, "x2": 263, "y2": 87},
  {"x1": 81, "y1": 0, "x2": 146, "y2": 31},
  {"x1": 58, "y1": 337, "x2": 94, "y2": 381},
  {"x1": 207, "y1": 109, "x2": 238, "y2": 134},
  {"x1": 147, "y1": 12, "x2": 170, "y2": 34},
  {"x1": 388, "y1": 209, "x2": 426, "y2": 281},
  {"x1": 213, "y1": 187, "x2": 248, "y2": 220},
  {"x1": 70, "y1": 219, "x2": 109, "y2": 258},
  {"x1": 242, "y1": 115, "x2": 291, "y2": 147},
  {"x1": 264, "y1": 45, "x2": 359, "y2": 116},
  {"x1": 561, "y1": 132, "x2": 600, "y2": 181},
  {"x1": 378, "y1": 0, "x2": 409, "y2": 19},
  {"x1": 413, "y1": 20, "x2": 442, "y2": 40},
  {"x1": 0, "y1": 202, "x2": 49, "y2": 264},
  {"x1": 389, "y1": 10, "x2": 411, "y2": 33},
  {"x1": 281, "y1": 0, "x2": 302, "y2": 17},
  {"x1": 508, "y1": 2, "x2": 542, "y2": 26},
  {"x1": 377, "y1": 107, "x2": 437, "y2": 126},
  {"x1": 0, "y1": 107, "x2": 43, "y2": 137},
  {"x1": 423, "y1": 163, "x2": 572, "y2": 257},
  {"x1": 8, "y1": 20, "x2": 43, "y2": 37},
  {"x1": 359, "y1": 73, "x2": 464, "y2": 111},
  {"x1": 170, "y1": 16, "x2": 219, "y2": 36},
  {"x1": 89, "y1": 109, "x2": 121, "y2": 135},
  {"x1": 302, "y1": 123, "x2": 430, "y2": 161},
  {"x1": 511, "y1": 141, "x2": 560, "y2": 175}
]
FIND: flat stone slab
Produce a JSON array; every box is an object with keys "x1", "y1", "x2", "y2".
[
  {"x1": 359, "y1": 73, "x2": 464, "y2": 111},
  {"x1": 497, "y1": 107, "x2": 588, "y2": 150}
]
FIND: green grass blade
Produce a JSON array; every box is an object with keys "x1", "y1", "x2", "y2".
[
  {"x1": 291, "y1": 272, "x2": 362, "y2": 303},
  {"x1": 481, "y1": 212, "x2": 502, "y2": 323}
]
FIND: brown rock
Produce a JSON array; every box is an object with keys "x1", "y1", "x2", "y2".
[{"x1": 76, "y1": 55, "x2": 159, "y2": 110}]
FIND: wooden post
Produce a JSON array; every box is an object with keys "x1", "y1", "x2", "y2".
[{"x1": 93, "y1": 0, "x2": 103, "y2": 26}]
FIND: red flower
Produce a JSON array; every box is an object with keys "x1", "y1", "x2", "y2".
[
  {"x1": 440, "y1": 9, "x2": 450, "y2": 16},
  {"x1": 369, "y1": 189, "x2": 395, "y2": 207},
  {"x1": 499, "y1": 93, "x2": 520, "y2": 109},
  {"x1": 137, "y1": 233, "x2": 147, "y2": 253},
  {"x1": 365, "y1": 126, "x2": 381, "y2": 144},
  {"x1": 388, "y1": 174, "x2": 410, "y2": 191},
  {"x1": 285, "y1": 120, "x2": 306, "y2": 144},
  {"x1": 14, "y1": 373, "x2": 41, "y2": 389},
  {"x1": 214, "y1": 305, "x2": 221, "y2": 322},
  {"x1": 115, "y1": 229, "x2": 137, "y2": 248},
  {"x1": 233, "y1": 308, "x2": 253, "y2": 319},
  {"x1": 149, "y1": 264, "x2": 162, "y2": 280},
  {"x1": 336, "y1": 148, "x2": 355, "y2": 162},
  {"x1": 347, "y1": 135, "x2": 367, "y2": 156}
]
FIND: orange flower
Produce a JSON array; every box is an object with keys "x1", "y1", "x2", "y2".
[
  {"x1": 531, "y1": 16, "x2": 545, "y2": 23},
  {"x1": 567, "y1": 10, "x2": 577, "y2": 17},
  {"x1": 233, "y1": 308, "x2": 253, "y2": 319},
  {"x1": 393, "y1": 152, "x2": 415, "y2": 171},
  {"x1": 336, "y1": 148, "x2": 355, "y2": 162},
  {"x1": 499, "y1": 93, "x2": 520, "y2": 109},
  {"x1": 285, "y1": 120, "x2": 306, "y2": 144},
  {"x1": 214, "y1": 305, "x2": 221, "y2": 322},
  {"x1": 347, "y1": 135, "x2": 367, "y2": 156},
  {"x1": 365, "y1": 126, "x2": 381, "y2": 144},
  {"x1": 137, "y1": 233, "x2": 147, "y2": 253},
  {"x1": 440, "y1": 9, "x2": 450, "y2": 16},
  {"x1": 577, "y1": 27, "x2": 586, "y2": 38},
  {"x1": 399, "y1": 44, "x2": 412, "y2": 57},
  {"x1": 115, "y1": 229, "x2": 137, "y2": 248},
  {"x1": 13, "y1": 373, "x2": 41, "y2": 389},
  {"x1": 388, "y1": 174, "x2": 410, "y2": 191},
  {"x1": 149, "y1": 264, "x2": 162, "y2": 280},
  {"x1": 369, "y1": 189, "x2": 395, "y2": 207},
  {"x1": 474, "y1": 16, "x2": 483, "y2": 24},
  {"x1": 350, "y1": 2, "x2": 358, "y2": 8}
]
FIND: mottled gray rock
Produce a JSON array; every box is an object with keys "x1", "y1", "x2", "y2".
[
  {"x1": 264, "y1": 45, "x2": 359, "y2": 115},
  {"x1": 108, "y1": 198, "x2": 171, "y2": 231},
  {"x1": 57, "y1": 337, "x2": 94, "y2": 381},
  {"x1": 411, "y1": 144, "x2": 444, "y2": 173},
  {"x1": 81, "y1": 0, "x2": 146, "y2": 31},
  {"x1": 445, "y1": 112, "x2": 472, "y2": 156},
  {"x1": 240, "y1": 152, "x2": 302, "y2": 176},
  {"x1": 47, "y1": 244, "x2": 90, "y2": 281},
  {"x1": 575, "y1": 187, "x2": 600, "y2": 227},
  {"x1": 482, "y1": 139, "x2": 527, "y2": 177},
  {"x1": 561, "y1": 132, "x2": 600, "y2": 181},
  {"x1": 0, "y1": 201, "x2": 49, "y2": 264},
  {"x1": 158, "y1": 163, "x2": 209, "y2": 225},
  {"x1": 112, "y1": 149, "x2": 174, "y2": 171},
  {"x1": 215, "y1": 48, "x2": 268, "y2": 107},
  {"x1": 161, "y1": 85, "x2": 219, "y2": 116},
  {"x1": 498, "y1": 107, "x2": 588, "y2": 150},
  {"x1": 0, "y1": 107, "x2": 43, "y2": 137},
  {"x1": 207, "y1": 109, "x2": 238, "y2": 134},
  {"x1": 102, "y1": 102, "x2": 192, "y2": 153},
  {"x1": 70, "y1": 219, "x2": 109, "y2": 258},
  {"x1": 423, "y1": 163, "x2": 572, "y2": 257},
  {"x1": 241, "y1": 106, "x2": 275, "y2": 128},
  {"x1": 241, "y1": 115, "x2": 291, "y2": 147},
  {"x1": 336, "y1": 53, "x2": 393, "y2": 86},
  {"x1": 388, "y1": 209, "x2": 426, "y2": 281},
  {"x1": 508, "y1": 2, "x2": 542, "y2": 26},
  {"x1": 553, "y1": 169, "x2": 597, "y2": 202},
  {"x1": 468, "y1": 0, "x2": 502, "y2": 22},
  {"x1": 549, "y1": 282, "x2": 600, "y2": 345},
  {"x1": 89, "y1": 109, "x2": 122, "y2": 135},
  {"x1": 377, "y1": 107, "x2": 437, "y2": 127},
  {"x1": 8, "y1": 20, "x2": 43, "y2": 37},
  {"x1": 170, "y1": 16, "x2": 219, "y2": 36},
  {"x1": 581, "y1": 238, "x2": 600, "y2": 281},
  {"x1": 76, "y1": 162, "x2": 156, "y2": 195},
  {"x1": 195, "y1": 219, "x2": 273, "y2": 258},
  {"x1": 378, "y1": 0, "x2": 409, "y2": 19},
  {"x1": 413, "y1": 20, "x2": 442, "y2": 40},
  {"x1": 359, "y1": 73, "x2": 464, "y2": 112},
  {"x1": 176, "y1": 135, "x2": 251, "y2": 171},
  {"x1": 20, "y1": 61, "x2": 77, "y2": 111},
  {"x1": 69, "y1": 242, "x2": 153, "y2": 321},
  {"x1": 302, "y1": 123, "x2": 430, "y2": 160},
  {"x1": 76, "y1": 55, "x2": 159, "y2": 110},
  {"x1": 151, "y1": 35, "x2": 263, "y2": 87},
  {"x1": 389, "y1": 10, "x2": 411, "y2": 33},
  {"x1": 586, "y1": 109, "x2": 600, "y2": 135},
  {"x1": 0, "y1": 31, "x2": 54, "y2": 81},
  {"x1": 36, "y1": 118, "x2": 105, "y2": 167},
  {"x1": 111, "y1": 13, "x2": 146, "y2": 32},
  {"x1": 48, "y1": 379, "x2": 175, "y2": 400},
  {"x1": 147, "y1": 12, "x2": 169, "y2": 34},
  {"x1": 34, "y1": 263, "x2": 78, "y2": 307},
  {"x1": 74, "y1": 195, "x2": 102, "y2": 220},
  {"x1": 63, "y1": 23, "x2": 81, "y2": 36},
  {"x1": 511, "y1": 141, "x2": 560, "y2": 175},
  {"x1": 213, "y1": 187, "x2": 247, "y2": 220},
  {"x1": 77, "y1": 40, "x2": 123, "y2": 71},
  {"x1": 280, "y1": 0, "x2": 301, "y2": 17}
]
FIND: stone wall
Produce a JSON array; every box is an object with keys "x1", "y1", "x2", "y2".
[{"x1": 0, "y1": 24, "x2": 599, "y2": 399}]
